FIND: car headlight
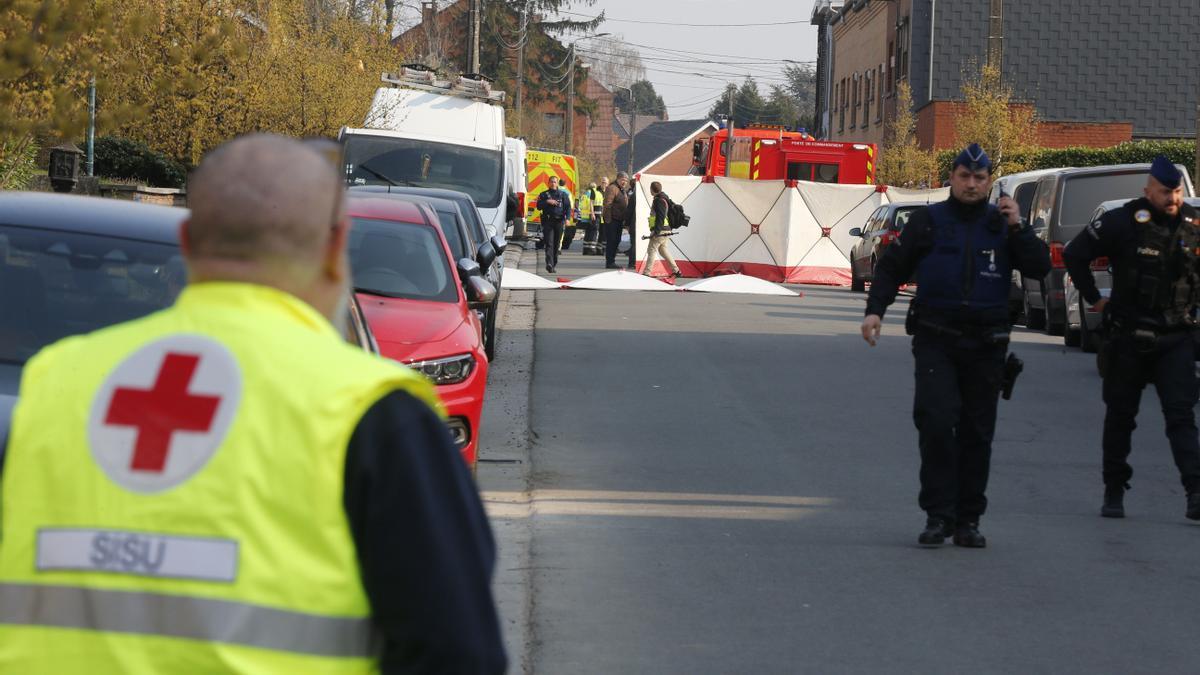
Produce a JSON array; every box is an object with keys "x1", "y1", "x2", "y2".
[{"x1": 404, "y1": 353, "x2": 475, "y2": 385}]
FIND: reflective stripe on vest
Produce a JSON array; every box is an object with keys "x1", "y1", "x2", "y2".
[{"x1": 0, "y1": 583, "x2": 376, "y2": 658}]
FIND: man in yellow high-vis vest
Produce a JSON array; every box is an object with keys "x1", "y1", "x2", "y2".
[{"x1": 0, "y1": 134, "x2": 506, "y2": 674}]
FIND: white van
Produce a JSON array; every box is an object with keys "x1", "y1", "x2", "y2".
[
  {"x1": 339, "y1": 67, "x2": 515, "y2": 239},
  {"x1": 504, "y1": 136, "x2": 528, "y2": 237}
]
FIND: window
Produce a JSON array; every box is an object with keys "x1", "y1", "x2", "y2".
[
  {"x1": 788, "y1": 162, "x2": 841, "y2": 184},
  {"x1": 876, "y1": 66, "x2": 884, "y2": 123},
  {"x1": 886, "y1": 43, "x2": 893, "y2": 94},
  {"x1": 896, "y1": 17, "x2": 910, "y2": 84},
  {"x1": 850, "y1": 74, "x2": 859, "y2": 129},
  {"x1": 863, "y1": 72, "x2": 871, "y2": 129},
  {"x1": 838, "y1": 79, "x2": 846, "y2": 132}
]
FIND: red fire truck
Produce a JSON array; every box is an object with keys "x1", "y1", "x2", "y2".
[{"x1": 691, "y1": 124, "x2": 878, "y2": 185}]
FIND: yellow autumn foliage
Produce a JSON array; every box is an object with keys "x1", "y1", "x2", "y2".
[{"x1": 2, "y1": 0, "x2": 409, "y2": 172}]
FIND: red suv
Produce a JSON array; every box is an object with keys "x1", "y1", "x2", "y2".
[{"x1": 346, "y1": 195, "x2": 497, "y2": 470}]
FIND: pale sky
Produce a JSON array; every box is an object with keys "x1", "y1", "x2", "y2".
[
  {"x1": 562, "y1": 0, "x2": 820, "y2": 121},
  {"x1": 395, "y1": 0, "x2": 821, "y2": 121}
]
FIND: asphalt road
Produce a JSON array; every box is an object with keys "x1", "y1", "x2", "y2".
[{"x1": 489, "y1": 241, "x2": 1200, "y2": 674}]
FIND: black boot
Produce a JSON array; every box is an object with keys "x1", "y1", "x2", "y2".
[
  {"x1": 1186, "y1": 492, "x2": 1200, "y2": 521},
  {"x1": 918, "y1": 517, "x2": 954, "y2": 547},
  {"x1": 1101, "y1": 483, "x2": 1127, "y2": 519},
  {"x1": 953, "y1": 522, "x2": 987, "y2": 548}
]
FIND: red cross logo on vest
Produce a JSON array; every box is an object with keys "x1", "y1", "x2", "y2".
[
  {"x1": 89, "y1": 335, "x2": 242, "y2": 493},
  {"x1": 105, "y1": 353, "x2": 221, "y2": 473}
]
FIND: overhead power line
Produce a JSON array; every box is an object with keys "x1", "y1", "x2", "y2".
[{"x1": 558, "y1": 10, "x2": 806, "y2": 28}]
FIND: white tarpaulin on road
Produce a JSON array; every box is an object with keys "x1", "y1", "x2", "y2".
[
  {"x1": 679, "y1": 274, "x2": 799, "y2": 296},
  {"x1": 632, "y1": 176, "x2": 947, "y2": 285}
]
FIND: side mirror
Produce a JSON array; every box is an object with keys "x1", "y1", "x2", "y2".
[
  {"x1": 457, "y1": 257, "x2": 482, "y2": 283},
  {"x1": 692, "y1": 139, "x2": 704, "y2": 165},
  {"x1": 848, "y1": 227, "x2": 863, "y2": 238},
  {"x1": 490, "y1": 234, "x2": 507, "y2": 255},
  {"x1": 476, "y1": 240, "x2": 498, "y2": 270},
  {"x1": 465, "y1": 276, "x2": 497, "y2": 309}
]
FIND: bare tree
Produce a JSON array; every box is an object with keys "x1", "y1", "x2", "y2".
[{"x1": 577, "y1": 35, "x2": 645, "y2": 91}]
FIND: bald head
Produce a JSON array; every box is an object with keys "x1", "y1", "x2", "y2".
[
  {"x1": 182, "y1": 134, "x2": 351, "y2": 324},
  {"x1": 186, "y1": 134, "x2": 342, "y2": 268}
]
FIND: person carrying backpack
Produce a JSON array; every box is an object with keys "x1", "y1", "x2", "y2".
[{"x1": 641, "y1": 181, "x2": 683, "y2": 278}]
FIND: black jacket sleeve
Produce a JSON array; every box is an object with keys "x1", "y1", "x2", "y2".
[
  {"x1": 1063, "y1": 209, "x2": 1129, "y2": 305},
  {"x1": 1008, "y1": 222, "x2": 1052, "y2": 282},
  {"x1": 535, "y1": 190, "x2": 549, "y2": 211},
  {"x1": 343, "y1": 390, "x2": 506, "y2": 675},
  {"x1": 865, "y1": 207, "x2": 933, "y2": 318}
]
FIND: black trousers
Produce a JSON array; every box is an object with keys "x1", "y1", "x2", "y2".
[
  {"x1": 1102, "y1": 330, "x2": 1200, "y2": 492},
  {"x1": 583, "y1": 219, "x2": 599, "y2": 244},
  {"x1": 912, "y1": 332, "x2": 1007, "y2": 524},
  {"x1": 542, "y1": 219, "x2": 564, "y2": 268},
  {"x1": 605, "y1": 219, "x2": 633, "y2": 266}
]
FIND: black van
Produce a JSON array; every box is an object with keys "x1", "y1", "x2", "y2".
[{"x1": 1021, "y1": 164, "x2": 1195, "y2": 335}]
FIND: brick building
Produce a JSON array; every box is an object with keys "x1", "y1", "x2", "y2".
[{"x1": 813, "y1": 0, "x2": 1199, "y2": 150}]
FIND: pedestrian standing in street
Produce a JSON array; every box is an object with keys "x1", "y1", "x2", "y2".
[
  {"x1": 0, "y1": 134, "x2": 507, "y2": 673},
  {"x1": 860, "y1": 143, "x2": 1051, "y2": 548},
  {"x1": 625, "y1": 178, "x2": 638, "y2": 269},
  {"x1": 603, "y1": 172, "x2": 630, "y2": 269},
  {"x1": 536, "y1": 175, "x2": 571, "y2": 273},
  {"x1": 595, "y1": 176, "x2": 610, "y2": 257},
  {"x1": 641, "y1": 181, "x2": 682, "y2": 278},
  {"x1": 1063, "y1": 156, "x2": 1200, "y2": 520},
  {"x1": 579, "y1": 182, "x2": 600, "y2": 256}
]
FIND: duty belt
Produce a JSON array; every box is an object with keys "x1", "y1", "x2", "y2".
[{"x1": 916, "y1": 319, "x2": 1011, "y2": 345}]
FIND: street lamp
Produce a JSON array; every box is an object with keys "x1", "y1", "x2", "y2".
[{"x1": 565, "y1": 33, "x2": 611, "y2": 153}]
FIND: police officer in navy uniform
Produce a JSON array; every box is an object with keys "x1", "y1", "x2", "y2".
[
  {"x1": 1063, "y1": 156, "x2": 1200, "y2": 521},
  {"x1": 861, "y1": 144, "x2": 1051, "y2": 548}
]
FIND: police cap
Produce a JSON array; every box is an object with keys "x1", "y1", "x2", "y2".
[
  {"x1": 952, "y1": 143, "x2": 993, "y2": 174},
  {"x1": 1150, "y1": 155, "x2": 1182, "y2": 189}
]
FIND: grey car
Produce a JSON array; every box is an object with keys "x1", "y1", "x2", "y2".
[
  {"x1": 0, "y1": 192, "x2": 381, "y2": 452},
  {"x1": 1022, "y1": 163, "x2": 1196, "y2": 336},
  {"x1": 847, "y1": 202, "x2": 924, "y2": 292}
]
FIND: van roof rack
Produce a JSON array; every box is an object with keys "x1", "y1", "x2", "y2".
[{"x1": 381, "y1": 64, "x2": 506, "y2": 103}]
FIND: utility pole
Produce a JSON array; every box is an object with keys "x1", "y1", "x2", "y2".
[
  {"x1": 86, "y1": 76, "x2": 96, "y2": 177},
  {"x1": 466, "y1": 0, "x2": 481, "y2": 73},
  {"x1": 724, "y1": 91, "x2": 735, "y2": 178},
  {"x1": 515, "y1": 3, "x2": 527, "y2": 130},
  {"x1": 1195, "y1": 91, "x2": 1199, "y2": 186},
  {"x1": 565, "y1": 43, "x2": 575, "y2": 153},
  {"x1": 629, "y1": 100, "x2": 636, "y2": 177}
]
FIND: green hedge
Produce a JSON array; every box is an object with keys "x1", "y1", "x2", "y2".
[
  {"x1": 936, "y1": 139, "x2": 1197, "y2": 181},
  {"x1": 94, "y1": 137, "x2": 187, "y2": 188}
]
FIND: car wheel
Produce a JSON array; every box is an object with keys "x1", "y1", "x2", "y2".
[
  {"x1": 484, "y1": 300, "x2": 498, "y2": 361},
  {"x1": 850, "y1": 265, "x2": 865, "y2": 292},
  {"x1": 1080, "y1": 298, "x2": 1099, "y2": 354},
  {"x1": 1046, "y1": 295, "x2": 1066, "y2": 336},
  {"x1": 1024, "y1": 291, "x2": 1046, "y2": 330},
  {"x1": 1064, "y1": 318, "x2": 1081, "y2": 347}
]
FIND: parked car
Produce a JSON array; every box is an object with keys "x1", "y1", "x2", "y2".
[
  {"x1": 847, "y1": 201, "x2": 924, "y2": 291},
  {"x1": 349, "y1": 184, "x2": 504, "y2": 361},
  {"x1": 346, "y1": 195, "x2": 496, "y2": 470},
  {"x1": 0, "y1": 192, "x2": 385, "y2": 458},
  {"x1": 989, "y1": 168, "x2": 1066, "y2": 323},
  {"x1": 350, "y1": 183, "x2": 504, "y2": 360},
  {"x1": 1063, "y1": 199, "x2": 1123, "y2": 352},
  {"x1": 1021, "y1": 163, "x2": 1196, "y2": 336}
]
